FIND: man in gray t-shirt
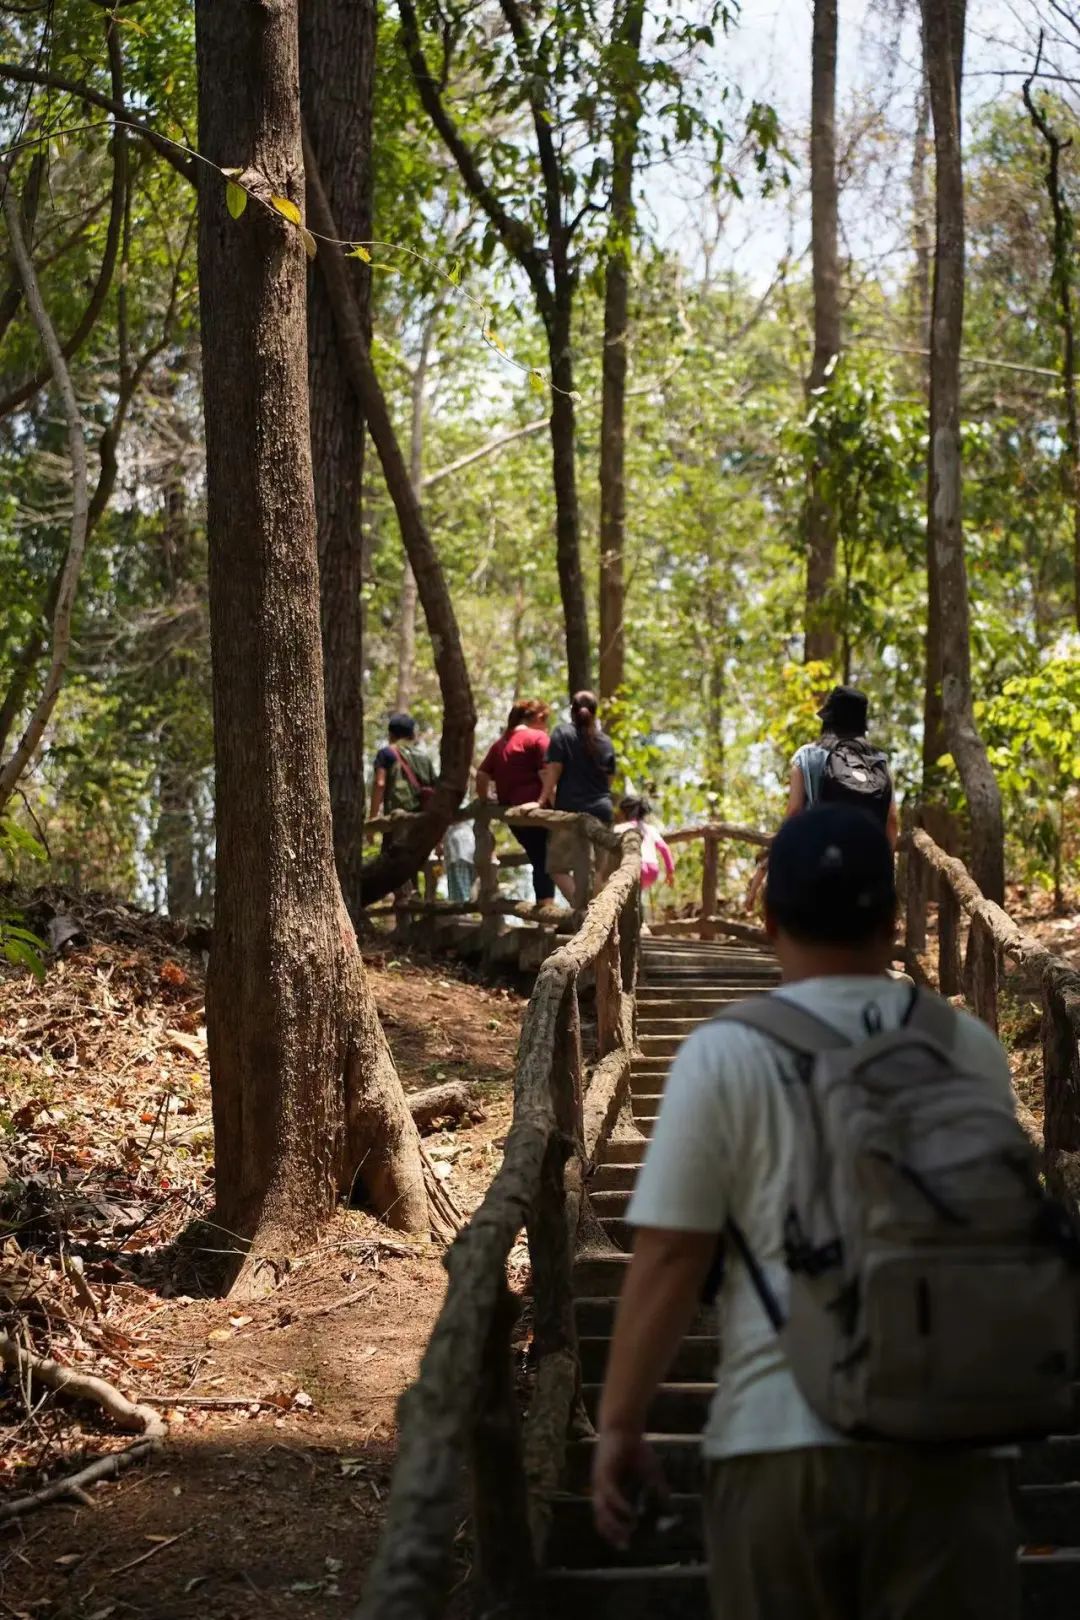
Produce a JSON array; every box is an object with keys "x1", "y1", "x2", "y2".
[
  {"x1": 748, "y1": 685, "x2": 897, "y2": 911},
  {"x1": 593, "y1": 807, "x2": 1019, "y2": 1620}
]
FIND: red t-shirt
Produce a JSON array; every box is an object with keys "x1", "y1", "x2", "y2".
[{"x1": 479, "y1": 727, "x2": 549, "y2": 806}]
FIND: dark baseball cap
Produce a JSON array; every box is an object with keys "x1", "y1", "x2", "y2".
[
  {"x1": 388, "y1": 712, "x2": 417, "y2": 739},
  {"x1": 766, "y1": 805, "x2": 896, "y2": 945},
  {"x1": 817, "y1": 684, "x2": 869, "y2": 735}
]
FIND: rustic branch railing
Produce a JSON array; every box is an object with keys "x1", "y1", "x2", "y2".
[
  {"x1": 361, "y1": 802, "x2": 610, "y2": 922},
  {"x1": 656, "y1": 820, "x2": 771, "y2": 944},
  {"x1": 902, "y1": 826, "x2": 1080, "y2": 1191},
  {"x1": 357, "y1": 823, "x2": 641, "y2": 1620}
]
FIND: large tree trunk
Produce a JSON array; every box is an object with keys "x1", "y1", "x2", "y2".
[
  {"x1": 194, "y1": 0, "x2": 437, "y2": 1292},
  {"x1": 597, "y1": 0, "x2": 644, "y2": 705},
  {"x1": 299, "y1": 0, "x2": 373, "y2": 920},
  {"x1": 803, "y1": 0, "x2": 841, "y2": 669},
  {"x1": 549, "y1": 292, "x2": 591, "y2": 697},
  {"x1": 921, "y1": 0, "x2": 1004, "y2": 902}
]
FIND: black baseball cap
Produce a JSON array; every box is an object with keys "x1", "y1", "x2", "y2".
[
  {"x1": 817, "y1": 684, "x2": 869, "y2": 735},
  {"x1": 766, "y1": 805, "x2": 896, "y2": 945}
]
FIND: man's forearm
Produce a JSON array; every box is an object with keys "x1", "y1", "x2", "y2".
[{"x1": 598, "y1": 1229, "x2": 715, "y2": 1432}]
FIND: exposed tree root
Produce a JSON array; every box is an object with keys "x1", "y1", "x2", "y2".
[
  {"x1": 0, "y1": 1334, "x2": 166, "y2": 1519},
  {"x1": 408, "y1": 1082, "x2": 481, "y2": 1133}
]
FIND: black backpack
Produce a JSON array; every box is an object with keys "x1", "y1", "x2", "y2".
[{"x1": 818, "y1": 737, "x2": 891, "y2": 824}]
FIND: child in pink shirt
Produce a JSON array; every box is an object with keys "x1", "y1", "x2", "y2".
[{"x1": 618, "y1": 796, "x2": 675, "y2": 890}]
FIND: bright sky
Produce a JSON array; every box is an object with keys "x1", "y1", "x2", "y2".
[{"x1": 647, "y1": 0, "x2": 1073, "y2": 285}]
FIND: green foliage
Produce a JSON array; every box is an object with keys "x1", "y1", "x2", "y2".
[
  {"x1": 0, "y1": 814, "x2": 45, "y2": 979},
  {"x1": 980, "y1": 659, "x2": 1080, "y2": 904}
]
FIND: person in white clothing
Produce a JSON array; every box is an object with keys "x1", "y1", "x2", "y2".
[{"x1": 592, "y1": 805, "x2": 1020, "y2": 1620}]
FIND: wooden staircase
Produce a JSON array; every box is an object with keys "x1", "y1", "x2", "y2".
[{"x1": 542, "y1": 937, "x2": 1080, "y2": 1618}]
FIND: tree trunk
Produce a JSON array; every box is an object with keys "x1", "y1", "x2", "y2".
[
  {"x1": 597, "y1": 0, "x2": 644, "y2": 705},
  {"x1": 1022, "y1": 76, "x2": 1080, "y2": 634},
  {"x1": 299, "y1": 0, "x2": 373, "y2": 921},
  {"x1": 0, "y1": 179, "x2": 90, "y2": 812},
  {"x1": 300, "y1": 134, "x2": 477, "y2": 904},
  {"x1": 803, "y1": 0, "x2": 841, "y2": 669},
  {"x1": 395, "y1": 320, "x2": 432, "y2": 713},
  {"x1": 921, "y1": 0, "x2": 1004, "y2": 903},
  {"x1": 549, "y1": 292, "x2": 591, "y2": 696},
  {"x1": 194, "y1": 0, "x2": 434, "y2": 1290}
]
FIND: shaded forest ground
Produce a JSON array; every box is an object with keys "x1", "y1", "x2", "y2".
[
  {"x1": 0, "y1": 900, "x2": 524, "y2": 1618},
  {"x1": 0, "y1": 881, "x2": 1074, "y2": 1616}
]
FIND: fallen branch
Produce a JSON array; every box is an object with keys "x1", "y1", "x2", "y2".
[
  {"x1": 111, "y1": 1526, "x2": 191, "y2": 1575},
  {"x1": 0, "y1": 1334, "x2": 165, "y2": 1520}
]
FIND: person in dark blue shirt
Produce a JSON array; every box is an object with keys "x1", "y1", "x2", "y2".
[{"x1": 539, "y1": 691, "x2": 616, "y2": 904}]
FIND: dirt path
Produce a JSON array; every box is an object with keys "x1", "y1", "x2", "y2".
[{"x1": 0, "y1": 911, "x2": 524, "y2": 1617}]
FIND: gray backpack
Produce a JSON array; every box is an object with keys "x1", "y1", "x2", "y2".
[{"x1": 716, "y1": 991, "x2": 1080, "y2": 1444}]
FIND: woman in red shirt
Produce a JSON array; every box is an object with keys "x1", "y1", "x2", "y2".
[{"x1": 476, "y1": 699, "x2": 554, "y2": 902}]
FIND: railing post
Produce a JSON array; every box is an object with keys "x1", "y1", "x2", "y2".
[
  {"x1": 595, "y1": 926, "x2": 624, "y2": 1058},
  {"x1": 937, "y1": 876, "x2": 962, "y2": 997},
  {"x1": 700, "y1": 831, "x2": 719, "y2": 942},
  {"x1": 474, "y1": 805, "x2": 499, "y2": 950},
  {"x1": 904, "y1": 844, "x2": 927, "y2": 962},
  {"x1": 572, "y1": 818, "x2": 594, "y2": 914},
  {"x1": 619, "y1": 875, "x2": 641, "y2": 1051},
  {"x1": 471, "y1": 1281, "x2": 535, "y2": 1614},
  {"x1": 966, "y1": 915, "x2": 999, "y2": 1033},
  {"x1": 523, "y1": 976, "x2": 585, "y2": 1561},
  {"x1": 1041, "y1": 971, "x2": 1080, "y2": 1173}
]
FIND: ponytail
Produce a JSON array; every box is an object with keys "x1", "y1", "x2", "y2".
[{"x1": 571, "y1": 689, "x2": 600, "y2": 756}]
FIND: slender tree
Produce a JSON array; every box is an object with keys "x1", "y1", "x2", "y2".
[
  {"x1": 1022, "y1": 65, "x2": 1080, "y2": 635},
  {"x1": 300, "y1": 0, "x2": 375, "y2": 919},
  {"x1": 804, "y1": 0, "x2": 841, "y2": 668},
  {"x1": 397, "y1": 0, "x2": 592, "y2": 694},
  {"x1": 598, "y1": 0, "x2": 645, "y2": 704},
  {"x1": 920, "y1": 0, "x2": 1004, "y2": 901}
]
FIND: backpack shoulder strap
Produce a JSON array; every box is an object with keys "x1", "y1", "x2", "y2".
[
  {"x1": 902, "y1": 986, "x2": 958, "y2": 1052},
  {"x1": 713, "y1": 995, "x2": 851, "y2": 1055},
  {"x1": 392, "y1": 745, "x2": 421, "y2": 793}
]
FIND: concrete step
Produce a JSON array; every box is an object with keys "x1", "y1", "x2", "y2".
[
  {"x1": 573, "y1": 1297, "x2": 717, "y2": 1338},
  {"x1": 578, "y1": 1336, "x2": 718, "y2": 1385},
  {"x1": 638, "y1": 1035, "x2": 688, "y2": 1059},
  {"x1": 588, "y1": 1163, "x2": 640, "y2": 1194},
  {"x1": 635, "y1": 1017, "x2": 717, "y2": 1038},
  {"x1": 590, "y1": 1188, "x2": 632, "y2": 1219},
  {"x1": 637, "y1": 991, "x2": 748, "y2": 1017},
  {"x1": 629, "y1": 1070, "x2": 670, "y2": 1095},
  {"x1": 596, "y1": 1142, "x2": 647, "y2": 1167},
  {"x1": 540, "y1": 1565, "x2": 709, "y2": 1619},
  {"x1": 545, "y1": 1484, "x2": 1080, "y2": 1571},
  {"x1": 599, "y1": 1215, "x2": 634, "y2": 1249},
  {"x1": 540, "y1": 1558, "x2": 1080, "y2": 1619},
  {"x1": 573, "y1": 1252, "x2": 632, "y2": 1296},
  {"x1": 547, "y1": 1493, "x2": 704, "y2": 1569},
  {"x1": 582, "y1": 1382, "x2": 716, "y2": 1433},
  {"x1": 564, "y1": 1433, "x2": 1080, "y2": 1495}
]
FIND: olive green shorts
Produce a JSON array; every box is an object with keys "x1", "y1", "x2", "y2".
[{"x1": 704, "y1": 1447, "x2": 1019, "y2": 1620}]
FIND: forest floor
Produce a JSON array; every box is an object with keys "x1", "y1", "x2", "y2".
[
  {"x1": 0, "y1": 881, "x2": 1076, "y2": 1618},
  {"x1": 0, "y1": 897, "x2": 525, "y2": 1619}
]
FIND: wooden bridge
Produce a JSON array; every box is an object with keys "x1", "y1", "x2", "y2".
[{"x1": 358, "y1": 813, "x2": 1080, "y2": 1620}]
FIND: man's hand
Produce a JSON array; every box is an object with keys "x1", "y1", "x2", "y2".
[{"x1": 592, "y1": 1428, "x2": 668, "y2": 1550}]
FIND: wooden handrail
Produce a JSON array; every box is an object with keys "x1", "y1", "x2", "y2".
[
  {"x1": 357, "y1": 828, "x2": 642, "y2": 1619},
  {"x1": 902, "y1": 826, "x2": 1080, "y2": 1192}
]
